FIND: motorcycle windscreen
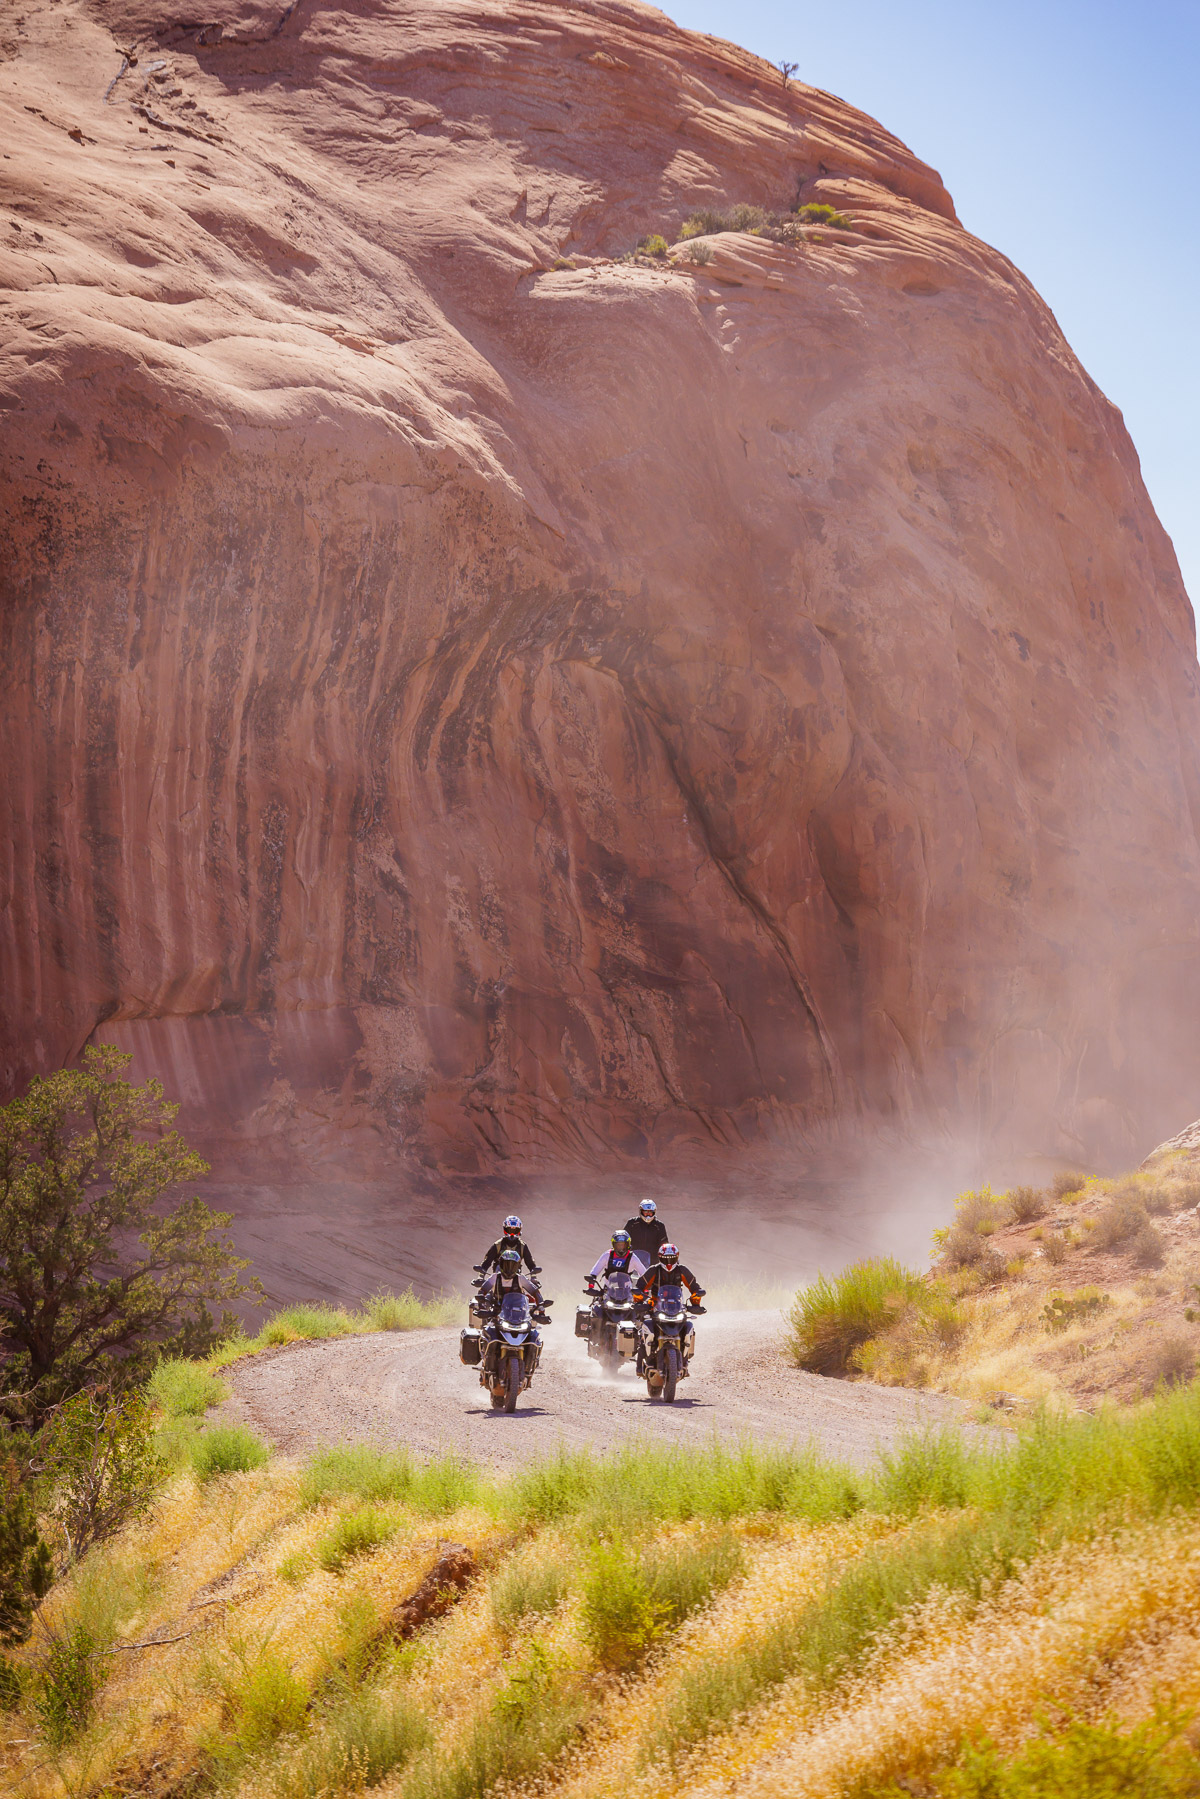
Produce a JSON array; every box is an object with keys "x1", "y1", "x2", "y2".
[
  {"x1": 655, "y1": 1283, "x2": 687, "y2": 1319},
  {"x1": 605, "y1": 1272, "x2": 633, "y2": 1302},
  {"x1": 499, "y1": 1292, "x2": 531, "y2": 1328}
]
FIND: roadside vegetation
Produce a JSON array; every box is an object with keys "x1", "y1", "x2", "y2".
[
  {"x1": 6, "y1": 1387, "x2": 1200, "y2": 1799},
  {"x1": 787, "y1": 1152, "x2": 1200, "y2": 1411}
]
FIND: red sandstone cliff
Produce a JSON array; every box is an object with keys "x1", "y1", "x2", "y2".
[{"x1": 2, "y1": 0, "x2": 1199, "y2": 1180}]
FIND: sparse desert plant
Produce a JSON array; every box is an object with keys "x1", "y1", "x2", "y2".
[
  {"x1": 1093, "y1": 1191, "x2": 1149, "y2": 1250},
  {"x1": 207, "y1": 1640, "x2": 308, "y2": 1758},
  {"x1": 642, "y1": 1528, "x2": 743, "y2": 1626},
  {"x1": 682, "y1": 239, "x2": 713, "y2": 264},
  {"x1": 1041, "y1": 1289, "x2": 1112, "y2": 1334},
  {"x1": 1131, "y1": 1221, "x2": 1167, "y2": 1267},
  {"x1": 1006, "y1": 1185, "x2": 1048, "y2": 1224},
  {"x1": 361, "y1": 1288, "x2": 459, "y2": 1332},
  {"x1": 1051, "y1": 1170, "x2": 1088, "y2": 1200},
  {"x1": 1150, "y1": 1334, "x2": 1196, "y2": 1390},
  {"x1": 680, "y1": 203, "x2": 767, "y2": 238},
  {"x1": 795, "y1": 201, "x2": 851, "y2": 228},
  {"x1": 1141, "y1": 1181, "x2": 1174, "y2": 1216},
  {"x1": 883, "y1": 1711, "x2": 1200, "y2": 1797},
  {"x1": 1177, "y1": 1180, "x2": 1200, "y2": 1210},
  {"x1": 637, "y1": 233, "x2": 669, "y2": 257},
  {"x1": 316, "y1": 1505, "x2": 398, "y2": 1573},
  {"x1": 579, "y1": 1542, "x2": 662, "y2": 1667},
  {"x1": 1043, "y1": 1230, "x2": 1072, "y2": 1266},
  {"x1": 191, "y1": 1423, "x2": 269, "y2": 1481},
  {"x1": 261, "y1": 1303, "x2": 357, "y2": 1346},
  {"x1": 785, "y1": 1258, "x2": 928, "y2": 1374},
  {"x1": 271, "y1": 1690, "x2": 430, "y2": 1799}
]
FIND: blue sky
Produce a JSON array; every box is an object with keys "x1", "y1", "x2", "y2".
[{"x1": 667, "y1": 0, "x2": 1199, "y2": 621}]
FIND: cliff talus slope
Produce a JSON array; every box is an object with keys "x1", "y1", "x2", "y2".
[{"x1": 2, "y1": 0, "x2": 1199, "y2": 1178}]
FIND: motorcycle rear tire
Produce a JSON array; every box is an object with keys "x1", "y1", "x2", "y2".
[
  {"x1": 662, "y1": 1345, "x2": 679, "y2": 1402},
  {"x1": 504, "y1": 1354, "x2": 520, "y2": 1413}
]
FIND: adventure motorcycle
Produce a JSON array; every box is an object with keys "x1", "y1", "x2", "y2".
[
  {"x1": 576, "y1": 1268, "x2": 639, "y2": 1370},
  {"x1": 637, "y1": 1282, "x2": 702, "y2": 1402},
  {"x1": 468, "y1": 1261, "x2": 542, "y2": 1327},
  {"x1": 460, "y1": 1288, "x2": 551, "y2": 1412}
]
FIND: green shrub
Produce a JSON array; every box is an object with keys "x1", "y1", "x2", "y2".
[
  {"x1": 642, "y1": 1528, "x2": 743, "y2": 1625},
  {"x1": 147, "y1": 1357, "x2": 229, "y2": 1417},
  {"x1": 190, "y1": 1424, "x2": 269, "y2": 1481},
  {"x1": 680, "y1": 203, "x2": 766, "y2": 239},
  {"x1": 637, "y1": 234, "x2": 669, "y2": 257},
  {"x1": 0, "y1": 1657, "x2": 21, "y2": 1710},
  {"x1": 1043, "y1": 1230, "x2": 1071, "y2": 1266},
  {"x1": 34, "y1": 1621, "x2": 96, "y2": 1748},
  {"x1": 795, "y1": 202, "x2": 851, "y2": 229},
  {"x1": 1094, "y1": 1191, "x2": 1148, "y2": 1248},
  {"x1": 785, "y1": 1258, "x2": 928, "y2": 1374},
  {"x1": 316, "y1": 1506, "x2": 398, "y2": 1573},
  {"x1": 1051, "y1": 1170, "x2": 1087, "y2": 1200},
  {"x1": 404, "y1": 1642, "x2": 588, "y2": 1799},
  {"x1": 261, "y1": 1304, "x2": 357, "y2": 1346},
  {"x1": 213, "y1": 1644, "x2": 308, "y2": 1756},
  {"x1": 683, "y1": 240, "x2": 713, "y2": 265},
  {"x1": 0, "y1": 1456, "x2": 53, "y2": 1646},
  {"x1": 41, "y1": 1386, "x2": 165, "y2": 1564},
  {"x1": 579, "y1": 1543, "x2": 662, "y2": 1668},
  {"x1": 872, "y1": 1430, "x2": 974, "y2": 1515}
]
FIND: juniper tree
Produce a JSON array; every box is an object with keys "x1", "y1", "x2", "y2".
[{"x1": 0, "y1": 1046, "x2": 257, "y2": 1420}]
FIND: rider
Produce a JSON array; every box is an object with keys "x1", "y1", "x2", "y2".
[
  {"x1": 585, "y1": 1228, "x2": 646, "y2": 1290},
  {"x1": 479, "y1": 1245, "x2": 549, "y2": 1320},
  {"x1": 478, "y1": 1215, "x2": 540, "y2": 1281},
  {"x1": 624, "y1": 1197, "x2": 668, "y2": 1267},
  {"x1": 632, "y1": 1244, "x2": 705, "y2": 1351}
]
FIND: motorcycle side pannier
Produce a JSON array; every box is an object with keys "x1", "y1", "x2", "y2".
[
  {"x1": 460, "y1": 1328, "x2": 482, "y2": 1366},
  {"x1": 575, "y1": 1305, "x2": 593, "y2": 1339},
  {"x1": 617, "y1": 1322, "x2": 638, "y2": 1359}
]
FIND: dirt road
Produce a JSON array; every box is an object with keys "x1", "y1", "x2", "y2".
[{"x1": 222, "y1": 1311, "x2": 971, "y2": 1472}]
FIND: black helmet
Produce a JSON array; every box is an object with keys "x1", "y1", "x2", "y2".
[
  {"x1": 639, "y1": 1198, "x2": 657, "y2": 1219},
  {"x1": 611, "y1": 1229, "x2": 632, "y2": 1254},
  {"x1": 503, "y1": 1215, "x2": 523, "y2": 1238},
  {"x1": 659, "y1": 1243, "x2": 679, "y2": 1269},
  {"x1": 499, "y1": 1245, "x2": 522, "y2": 1270}
]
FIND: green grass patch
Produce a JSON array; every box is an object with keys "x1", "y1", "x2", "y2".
[
  {"x1": 191, "y1": 1423, "x2": 270, "y2": 1481},
  {"x1": 866, "y1": 1712, "x2": 1200, "y2": 1797},
  {"x1": 300, "y1": 1444, "x2": 481, "y2": 1517},
  {"x1": 489, "y1": 1556, "x2": 569, "y2": 1626},
  {"x1": 270, "y1": 1690, "x2": 431, "y2": 1799},
  {"x1": 316, "y1": 1505, "x2": 400, "y2": 1573},
  {"x1": 403, "y1": 1641, "x2": 590, "y2": 1799},
  {"x1": 785, "y1": 1258, "x2": 929, "y2": 1374},
  {"x1": 147, "y1": 1356, "x2": 229, "y2": 1417},
  {"x1": 795, "y1": 201, "x2": 852, "y2": 229}
]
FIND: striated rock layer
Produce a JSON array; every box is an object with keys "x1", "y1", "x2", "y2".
[{"x1": 2, "y1": 0, "x2": 1199, "y2": 1183}]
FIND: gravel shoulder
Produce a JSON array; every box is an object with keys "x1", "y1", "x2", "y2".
[{"x1": 219, "y1": 1310, "x2": 973, "y2": 1472}]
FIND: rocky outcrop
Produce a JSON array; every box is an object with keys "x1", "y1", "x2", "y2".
[{"x1": 2, "y1": 0, "x2": 1199, "y2": 1181}]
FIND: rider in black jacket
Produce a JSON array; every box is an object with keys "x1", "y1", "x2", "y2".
[
  {"x1": 624, "y1": 1198, "x2": 668, "y2": 1267},
  {"x1": 478, "y1": 1215, "x2": 540, "y2": 1279},
  {"x1": 633, "y1": 1244, "x2": 704, "y2": 1309}
]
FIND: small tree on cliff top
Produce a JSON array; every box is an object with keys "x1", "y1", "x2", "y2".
[{"x1": 0, "y1": 1046, "x2": 258, "y2": 1421}]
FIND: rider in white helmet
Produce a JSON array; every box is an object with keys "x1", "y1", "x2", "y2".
[{"x1": 624, "y1": 1198, "x2": 668, "y2": 1267}]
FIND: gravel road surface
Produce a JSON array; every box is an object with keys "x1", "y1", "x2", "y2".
[{"x1": 222, "y1": 1311, "x2": 971, "y2": 1472}]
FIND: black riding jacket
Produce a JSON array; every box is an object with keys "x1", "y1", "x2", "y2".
[
  {"x1": 634, "y1": 1260, "x2": 703, "y2": 1304},
  {"x1": 480, "y1": 1236, "x2": 538, "y2": 1275},
  {"x1": 624, "y1": 1215, "x2": 668, "y2": 1265}
]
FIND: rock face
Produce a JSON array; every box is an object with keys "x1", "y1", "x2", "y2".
[{"x1": 2, "y1": 0, "x2": 1199, "y2": 1181}]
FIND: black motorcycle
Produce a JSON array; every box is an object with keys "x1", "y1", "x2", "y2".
[
  {"x1": 576, "y1": 1268, "x2": 638, "y2": 1370},
  {"x1": 461, "y1": 1288, "x2": 551, "y2": 1412},
  {"x1": 638, "y1": 1282, "x2": 703, "y2": 1402}
]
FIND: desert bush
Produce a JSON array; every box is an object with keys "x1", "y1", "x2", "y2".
[
  {"x1": 191, "y1": 1423, "x2": 269, "y2": 1481},
  {"x1": 261, "y1": 1304, "x2": 357, "y2": 1346},
  {"x1": 1006, "y1": 1185, "x2": 1047, "y2": 1224},
  {"x1": 682, "y1": 240, "x2": 713, "y2": 264},
  {"x1": 0, "y1": 1456, "x2": 52, "y2": 1646},
  {"x1": 579, "y1": 1542, "x2": 661, "y2": 1667},
  {"x1": 33, "y1": 1621, "x2": 96, "y2": 1747},
  {"x1": 680, "y1": 203, "x2": 767, "y2": 238},
  {"x1": 1141, "y1": 1181, "x2": 1174, "y2": 1216},
  {"x1": 873, "y1": 1431, "x2": 973, "y2": 1515},
  {"x1": 1051, "y1": 1170, "x2": 1087, "y2": 1200},
  {"x1": 643, "y1": 1528, "x2": 743, "y2": 1627},
  {"x1": 209, "y1": 1641, "x2": 308, "y2": 1757},
  {"x1": 785, "y1": 1258, "x2": 927, "y2": 1374},
  {"x1": 795, "y1": 201, "x2": 851, "y2": 228},
  {"x1": 853, "y1": 1287, "x2": 966, "y2": 1387},
  {"x1": 489, "y1": 1556, "x2": 569, "y2": 1626},
  {"x1": 1043, "y1": 1231, "x2": 1072, "y2": 1266},
  {"x1": 1176, "y1": 1179, "x2": 1200, "y2": 1210},
  {"x1": 1041, "y1": 1290, "x2": 1112, "y2": 1334},
  {"x1": 1151, "y1": 1334, "x2": 1196, "y2": 1389},
  {"x1": 1131, "y1": 1222, "x2": 1167, "y2": 1267},
  {"x1": 38, "y1": 1386, "x2": 165, "y2": 1564},
  {"x1": 637, "y1": 233, "x2": 669, "y2": 257},
  {"x1": 147, "y1": 1356, "x2": 228, "y2": 1417},
  {"x1": 405, "y1": 1641, "x2": 589, "y2": 1799},
  {"x1": 0, "y1": 1046, "x2": 257, "y2": 1420},
  {"x1": 316, "y1": 1506, "x2": 398, "y2": 1573}
]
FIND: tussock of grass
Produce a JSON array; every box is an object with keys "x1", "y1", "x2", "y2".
[
  {"x1": 148, "y1": 1357, "x2": 230, "y2": 1418},
  {"x1": 489, "y1": 1556, "x2": 568, "y2": 1626},
  {"x1": 315, "y1": 1505, "x2": 400, "y2": 1573},
  {"x1": 267, "y1": 1690, "x2": 431, "y2": 1799},
  {"x1": 300, "y1": 1445, "x2": 481, "y2": 1517},
  {"x1": 785, "y1": 1258, "x2": 930, "y2": 1375},
  {"x1": 191, "y1": 1422, "x2": 269, "y2": 1480},
  {"x1": 206, "y1": 1287, "x2": 459, "y2": 1368}
]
